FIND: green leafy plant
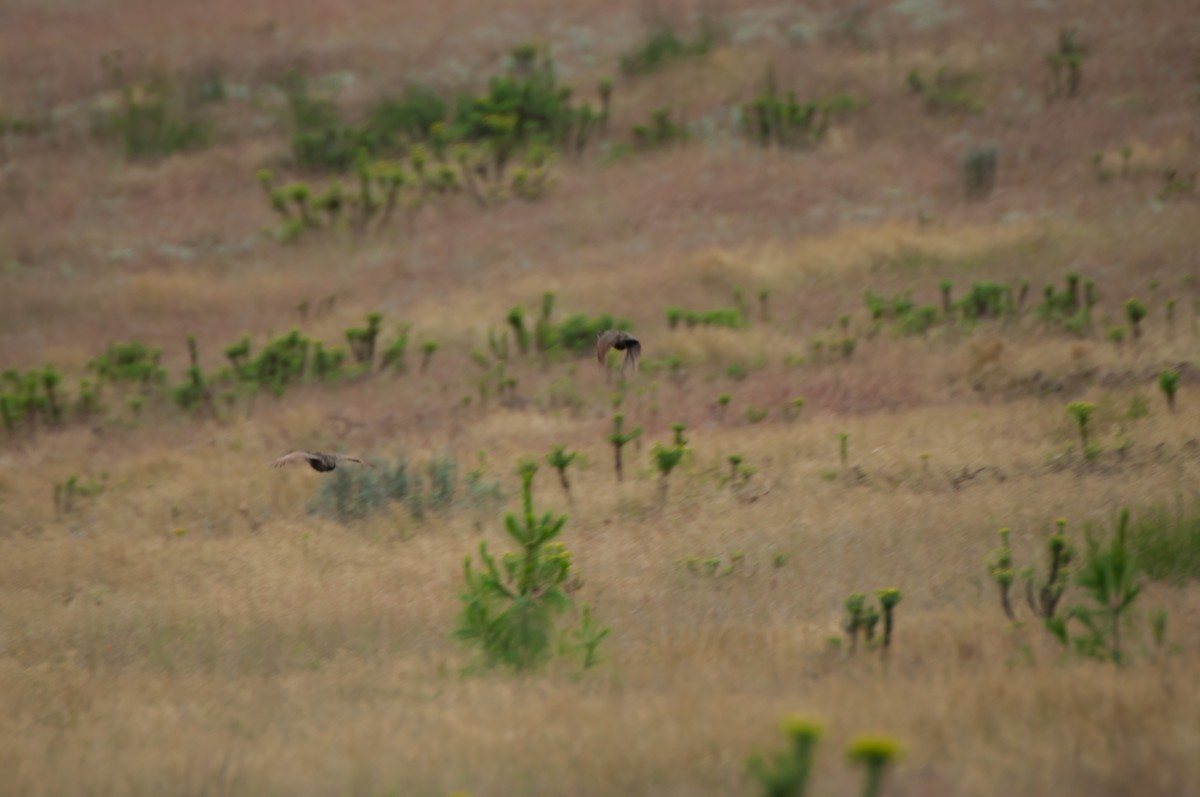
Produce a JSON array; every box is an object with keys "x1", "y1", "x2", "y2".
[
  {"x1": 1047, "y1": 509, "x2": 1146, "y2": 663},
  {"x1": 545, "y1": 444, "x2": 578, "y2": 501},
  {"x1": 1065, "y1": 402, "x2": 1095, "y2": 448},
  {"x1": 842, "y1": 590, "x2": 899, "y2": 653},
  {"x1": 454, "y1": 461, "x2": 605, "y2": 672},
  {"x1": 742, "y1": 66, "x2": 866, "y2": 149},
  {"x1": 608, "y1": 413, "x2": 642, "y2": 482},
  {"x1": 746, "y1": 715, "x2": 823, "y2": 797},
  {"x1": 652, "y1": 429, "x2": 686, "y2": 506},
  {"x1": 1158, "y1": 368, "x2": 1180, "y2": 411},
  {"x1": 1124, "y1": 298, "x2": 1147, "y2": 339}
]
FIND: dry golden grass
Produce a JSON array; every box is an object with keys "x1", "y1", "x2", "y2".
[{"x1": 4, "y1": 0, "x2": 1200, "y2": 794}]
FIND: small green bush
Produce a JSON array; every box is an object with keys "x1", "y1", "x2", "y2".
[{"x1": 454, "y1": 461, "x2": 608, "y2": 672}]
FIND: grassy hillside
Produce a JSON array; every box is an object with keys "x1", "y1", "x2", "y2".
[{"x1": 2, "y1": 0, "x2": 1200, "y2": 795}]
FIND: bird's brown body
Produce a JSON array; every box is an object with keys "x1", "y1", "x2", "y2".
[
  {"x1": 596, "y1": 329, "x2": 642, "y2": 377},
  {"x1": 271, "y1": 451, "x2": 373, "y2": 473}
]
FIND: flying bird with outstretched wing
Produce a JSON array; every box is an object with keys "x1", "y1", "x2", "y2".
[
  {"x1": 271, "y1": 451, "x2": 375, "y2": 473},
  {"x1": 596, "y1": 329, "x2": 641, "y2": 377}
]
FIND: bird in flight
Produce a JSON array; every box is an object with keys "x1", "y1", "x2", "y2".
[
  {"x1": 596, "y1": 330, "x2": 641, "y2": 377},
  {"x1": 271, "y1": 451, "x2": 375, "y2": 473}
]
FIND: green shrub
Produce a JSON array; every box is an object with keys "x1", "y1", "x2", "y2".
[
  {"x1": 454, "y1": 461, "x2": 607, "y2": 672},
  {"x1": 1158, "y1": 368, "x2": 1180, "y2": 411},
  {"x1": 90, "y1": 341, "x2": 166, "y2": 386},
  {"x1": 742, "y1": 69, "x2": 866, "y2": 149},
  {"x1": 1048, "y1": 508, "x2": 1144, "y2": 662},
  {"x1": 632, "y1": 107, "x2": 687, "y2": 149}
]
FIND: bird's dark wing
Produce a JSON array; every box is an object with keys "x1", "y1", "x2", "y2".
[{"x1": 623, "y1": 340, "x2": 642, "y2": 373}]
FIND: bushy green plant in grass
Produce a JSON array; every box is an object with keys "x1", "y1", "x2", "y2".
[
  {"x1": 1065, "y1": 401, "x2": 1094, "y2": 448},
  {"x1": 632, "y1": 107, "x2": 687, "y2": 150},
  {"x1": 420, "y1": 340, "x2": 439, "y2": 373},
  {"x1": 652, "y1": 424, "x2": 687, "y2": 505},
  {"x1": 906, "y1": 66, "x2": 985, "y2": 116},
  {"x1": 1158, "y1": 368, "x2": 1180, "y2": 411},
  {"x1": 0, "y1": 366, "x2": 70, "y2": 433},
  {"x1": 988, "y1": 520, "x2": 1073, "y2": 623},
  {"x1": 747, "y1": 715, "x2": 823, "y2": 797},
  {"x1": 90, "y1": 342, "x2": 166, "y2": 386},
  {"x1": 506, "y1": 306, "x2": 531, "y2": 355},
  {"x1": 366, "y1": 84, "x2": 447, "y2": 148},
  {"x1": 842, "y1": 589, "x2": 902, "y2": 653},
  {"x1": 455, "y1": 461, "x2": 607, "y2": 672},
  {"x1": 1124, "y1": 297, "x2": 1147, "y2": 338},
  {"x1": 608, "y1": 413, "x2": 642, "y2": 483},
  {"x1": 1047, "y1": 509, "x2": 1148, "y2": 663},
  {"x1": 380, "y1": 324, "x2": 412, "y2": 372},
  {"x1": 742, "y1": 67, "x2": 866, "y2": 148},
  {"x1": 545, "y1": 445, "x2": 578, "y2": 501},
  {"x1": 898, "y1": 304, "x2": 940, "y2": 335}
]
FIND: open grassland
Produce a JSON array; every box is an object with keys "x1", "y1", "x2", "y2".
[{"x1": 3, "y1": 0, "x2": 1200, "y2": 795}]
